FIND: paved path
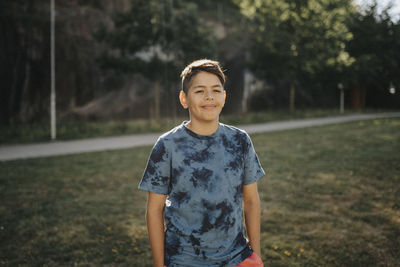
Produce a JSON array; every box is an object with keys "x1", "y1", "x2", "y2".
[{"x1": 1, "y1": 112, "x2": 399, "y2": 161}]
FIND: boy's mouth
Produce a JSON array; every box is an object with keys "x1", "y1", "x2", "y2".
[{"x1": 201, "y1": 105, "x2": 216, "y2": 109}]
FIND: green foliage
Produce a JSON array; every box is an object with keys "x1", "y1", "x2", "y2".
[
  {"x1": 235, "y1": 0, "x2": 357, "y2": 109},
  {"x1": 235, "y1": 0, "x2": 400, "y2": 109},
  {"x1": 346, "y1": 2, "x2": 400, "y2": 108},
  {"x1": 96, "y1": 0, "x2": 217, "y2": 81},
  {"x1": 238, "y1": 0, "x2": 355, "y2": 79}
]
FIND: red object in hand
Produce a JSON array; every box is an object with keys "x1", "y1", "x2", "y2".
[{"x1": 235, "y1": 252, "x2": 264, "y2": 267}]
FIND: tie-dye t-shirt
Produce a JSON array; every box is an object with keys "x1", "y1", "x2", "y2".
[{"x1": 139, "y1": 121, "x2": 265, "y2": 267}]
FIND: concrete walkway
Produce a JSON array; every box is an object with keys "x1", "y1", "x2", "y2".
[{"x1": 1, "y1": 112, "x2": 399, "y2": 161}]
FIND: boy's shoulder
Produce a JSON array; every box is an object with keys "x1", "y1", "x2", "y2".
[
  {"x1": 158, "y1": 123, "x2": 184, "y2": 140},
  {"x1": 220, "y1": 123, "x2": 248, "y2": 135},
  {"x1": 156, "y1": 122, "x2": 250, "y2": 145},
  {"x1": 219, "y1": 123, "x2": 250, "y2": 142}
]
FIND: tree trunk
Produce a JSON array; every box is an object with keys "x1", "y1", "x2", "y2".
[
  {"x1": 289, "y1": 80, "x2": 295, "y2": 112},
  {"x1": 350, "y1": 83, "x2": 361, "y2": 109},
  {"x1": 361, "y1": 87, "x2": 366, "y2": 109},
  {"x1": 154, "y1": 80, "x2": 160, "y2": 121},
  {"x1": 19, "y1": 62, "x2": 31, "y2": 122},
  {"x1": 8, "y1": 52, "x2": 22, "y2": 122}
]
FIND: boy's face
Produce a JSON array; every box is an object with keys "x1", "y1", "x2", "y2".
[{"x1": 180, "y1": 71, "x2": 226, "y2": 124}]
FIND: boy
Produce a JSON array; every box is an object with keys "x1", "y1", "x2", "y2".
[{"x1": 139, "y1": 59, "x2": 265, "y2": 267}]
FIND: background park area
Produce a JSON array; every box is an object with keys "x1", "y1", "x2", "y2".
[{"x1": 1, "y1": 0, "x2": 400, "y2": 266}]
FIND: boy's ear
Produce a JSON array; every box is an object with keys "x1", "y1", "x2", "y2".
[
  {"x1": 223, "y1": 89, "x2": 226, "y2": 107},
  {"x1": 224, "y1": 90, "x2": 226, "y2": 101},
  {"x1": 179, "y1": 90, "x2": 188, "y2": 109}
]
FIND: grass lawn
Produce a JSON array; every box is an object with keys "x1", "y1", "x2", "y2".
[{"x1": 1, "y1": 118, "x2": 399, "y2": 266}]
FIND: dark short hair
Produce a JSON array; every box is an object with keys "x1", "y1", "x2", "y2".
[{"x1": 180, "y1": 59, "x2": 226, "y2": 94}]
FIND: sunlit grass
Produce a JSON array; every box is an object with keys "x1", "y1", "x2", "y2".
[
  {"x1": 0, "y1": 118, "x2": 399, "y2": 266},
  {"x1": 254, "y1": 118, "x2": 400, "y2": 266}
]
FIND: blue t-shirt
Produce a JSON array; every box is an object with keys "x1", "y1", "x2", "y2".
[{"x1": 139, "y1": 121, "x2": 265, "y2": 267}]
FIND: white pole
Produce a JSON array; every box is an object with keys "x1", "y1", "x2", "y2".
[{"x1": 50, "y1": 0, "x2": 56, "y2": 140}]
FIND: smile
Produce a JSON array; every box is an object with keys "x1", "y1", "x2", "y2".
[{"x1": 201, "y1": 105, "x2": 216, "y2": 109}]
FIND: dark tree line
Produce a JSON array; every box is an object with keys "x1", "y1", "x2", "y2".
[
  {"x1": 1, "y1": 0, "x2": 108, "y2": 125},
  {"x1": 346, "y1": 3, "x2": 400, "y2": 108},
  {"x1": 238, "y1": 0, "x2": 400, "y2": 111},
  {"x1": 95, "y1": 0, "x2": 217, "y2": 120},
  {"x1": 1, "y1": 0, "x2": 50, "y2": 125},
  {"x1": 1, "y1": 0, "x2": 399, "y2": 126}
]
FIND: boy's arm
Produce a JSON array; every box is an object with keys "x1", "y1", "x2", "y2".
[
  {"x1": 243, "y1": 182, "x2": 261, "y2": 256},
  {"x1": 146, "y1": 191, "x2": 167, "y2": 267}
]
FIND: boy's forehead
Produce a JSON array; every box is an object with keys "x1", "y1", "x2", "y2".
[{"x1": 189, "y1": 71, "x2": 223, "y2": 88}]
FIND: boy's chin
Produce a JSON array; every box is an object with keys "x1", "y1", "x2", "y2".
[
  {"x1": 192, "y1": 116, "x2": 219, "y2": 123},
  {"x1": 202, "y1": 116, "x2": 220, "y2": 123}
]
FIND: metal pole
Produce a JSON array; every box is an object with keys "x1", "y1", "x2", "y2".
[{"x1": 50, "y1": 0, "x2": 56, "y2": 140}]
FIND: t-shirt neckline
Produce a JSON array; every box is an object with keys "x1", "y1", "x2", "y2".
[{"x1": 182, "y1": 121, "x2": 221, "y2": 140}]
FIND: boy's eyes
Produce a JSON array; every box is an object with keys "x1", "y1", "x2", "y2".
[{"x1": 194, "y1": 89, "x2": 222, "y2": 93}]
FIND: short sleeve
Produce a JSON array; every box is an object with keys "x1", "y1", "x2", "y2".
[
  {"x1": 138, "y1": 137, "x2": 171, "y2": 195},
  {"x1": 243, "y1": 133, "x2": 265, "y2": 185}
]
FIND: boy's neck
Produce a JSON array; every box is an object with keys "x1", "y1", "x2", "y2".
[{"x1": 186, "y1": 119, "x2": 219, "y2": 136}]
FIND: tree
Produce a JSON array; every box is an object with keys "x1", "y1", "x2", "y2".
[
  {"x1": 96, "y1": 0, "x2": 216, "y2": 120},
  {"x1": 0, "y1": 1, "x2": 118, "y2": 126},
  {"x1": 236, "y1": 0, "x2": 355, "y2": 111},
  {"x1": 0, "y1": 0, "x2": 51, "y2": 125},
  {"x1": 346, "y1": 2, "x2": 400, "y2": 108}
]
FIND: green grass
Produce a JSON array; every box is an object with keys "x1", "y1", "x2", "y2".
[
  {"x1": 0, "y1": 108, "x2": 378, "y2": 145},
  {"x1": 1, "y1": 118, "x2": 399, "y2": 266}
]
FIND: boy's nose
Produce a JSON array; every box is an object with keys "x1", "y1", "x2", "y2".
[{"x1": 205, "y1": 91, "x2": 214, "y2": 100}]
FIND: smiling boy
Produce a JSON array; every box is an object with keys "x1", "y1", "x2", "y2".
[{"x1": 139, "y1": 59, "x2": 265, "y2": 267}]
